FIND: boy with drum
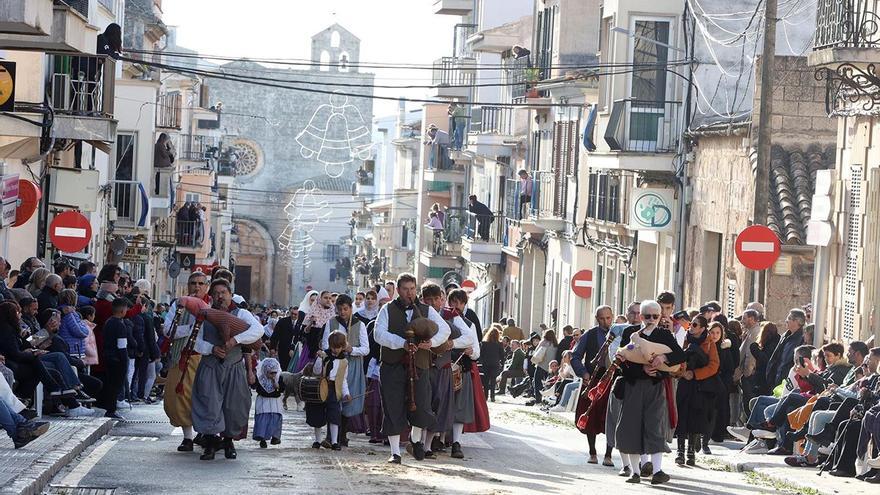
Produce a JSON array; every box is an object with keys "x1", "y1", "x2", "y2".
[{"x1": 306, "y1": 330, "x2": 351, "y2": 450}]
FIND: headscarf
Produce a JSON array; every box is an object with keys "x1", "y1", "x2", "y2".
[
  {"x1": 297, "y1": 290, "x2": 319, "y2": 314},
  {"x1": 377, "y1": 287, "x2": 391, "y2": 304},
  {"x1": 256, "y1": 357, "x2": 281, "y2": 392},
  {"x1": 306, "y1": 296, "x2": 336, "y2": 328},
  {"x1": 357, "y1": 296, "x2": 380, "y2": 321}
]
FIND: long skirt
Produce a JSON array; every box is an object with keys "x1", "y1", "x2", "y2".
[
  {"x1": 365, "y1": 378, "x2": 384, "y2": 440},
  {"x1": 430, "y1": 366, "x2": 455, "y2": 433},
  {"x1": 163, "y1": 338, "x2": 201, "y2": 428},
  {"x1": 379, "y1": 362, "x2": 434, "y2": 436},
  {"x1": 191, "y1": 351, "x2": 251, "y2": 438},
  {"x1": 464, "y1": 366, "x2": 490, "y2": 433},
  {"x1": 615, "y1": 378, "x2": 671, "y2": 454},
  {"x1": 253, "y1": 413, "x2": 282, "y2": 440},
  {"x1": 293, "y1": 345, "x2": 314, "y2": 374},
  {"x1": 306, "y1": 386, "x2": 340, "y2": 428},
  {"x1": 341, "y1": 356, "x2": 366, "y2": 418},
  {"x1": 454, "y1": 369, "x2": 475, "y2": 424}
]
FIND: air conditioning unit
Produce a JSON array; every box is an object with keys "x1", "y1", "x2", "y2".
[{"x1": 49, "y1": 167, "x2": 100, "y2": 211}]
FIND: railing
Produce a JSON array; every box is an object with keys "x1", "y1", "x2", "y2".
[
  {"x1": 152, "y1": 216, "x2": 177, "y2": 247},
  {"x1": 464, "y1": 211, "x2": 504, "y2": 244},
  {"x1": 453, "y1": 23, "x2": 477, "y2": 59},
  {"x1": 156, "y1": 92, "x2": 182, "y2": 129},
  {"x1": 470, "y1": 106, "x2": 513, "y2": 135},
  {"x1": 175, "y1": 219, "x2": 204, "y2": 248},
  {"x1": 814, "y1": 0, "x2": 880, "y2": 49},
  {"x1": 426, "y1": 144, "x2": 462, "y2": 171},
  {"x1": 504, "y1": 217, "x2": 520, "y2": 248},
  {"x1": 111, "y1": 180, "x2": 145, "y2": 228},
  {"x1": 423, "y1": 207, "x2": 466, "y2": 256},
  {"x1": 179, "y1": 134, "x2": 219, "y2": 162},
  {"x1": 432, "y1": 57, "x2": 476, "y2": 87},
  {"x1": 533, "y1": 170, "x2": 566, "y2": 219},
  {"x1": 504, "y1": 58, "x2": 530, "y2": 100},
  {"x1": 59, "y1": 0, "x2": 90, "y2": 17},
  {"x1": 604, "y1": 99, "x2": 682, "y2": 153},
  {"x1": 48, "y1": 53, "x2": 115, "y2": 117}
]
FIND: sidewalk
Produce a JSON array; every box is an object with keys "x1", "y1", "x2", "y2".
[
  {"x1": 545, "y1": 407, "x2": 864, "y2": 495},
  {"x1": 0, "y1": 417, "x2": 112, "y2": 495}
]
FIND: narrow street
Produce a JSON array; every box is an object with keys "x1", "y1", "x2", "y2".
[{"x1": 49, "y1": 399, "x2": 801, "y2": 495}]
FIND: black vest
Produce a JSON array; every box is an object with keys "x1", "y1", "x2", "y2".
[{"x1": 380, "y1": 299, "x2": 433, "y2": 369}]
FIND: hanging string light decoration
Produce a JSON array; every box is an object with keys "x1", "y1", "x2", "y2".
[
  {"x1": 295, "y1": 91, "x2": 372, "y2": 179},
  {"x1": 277, "y1": 180, "x2": 332, "y2": 270}
]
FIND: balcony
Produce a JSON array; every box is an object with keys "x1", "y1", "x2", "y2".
[
  {"x1": 47, "y1": 53, "x2": 117, "y2": 142},
  {"x1": 462, "y1": 211, "x2": 504, "y2": 264},
  {"x1": 453, "y1": 23, "x2": 477, "y2": 59},
  {"x1": 156, "y1": 92, "x2": 182, "y2": 129},
  {"x1": 424, "y1": 144, "x2": 466, "y2": 183},
  {"x1": 179, "y1": 134, "x2": 219, "y2": 163},
  {"x1": 354, "y1": 169, "x2": 375, "y2": 197},
  {"x1": 432, "y1": 0, "x2": 473, "y2": 16},
  {"x1": 374, "y1": 223, "x2": 395, "y2": 250},
  {"x1": 590, "y1": 99, "x2": 681, "y2": 173},
  {"x1": 111, "y1": 180, "x2": 148, "y2": 230},
  {"x1": 0, "y1": 2, "x2": 98, "y2": 53},
  {"x1": 420, "y1": 208, "x2": 467, "y2": 269},
  {"x1": 152, "y1": 216, "x2": 177, "y2": 248},
  {"x1": 0, "y1": 0, "x2": 53, "y2": 35},
  {"x1": 431, "y1": 57, "x2": 476, "y2": 99},
  {"x1": 811, "y1": 0, "x2": 880, "y2": 67},
  {"x1": 175, "y1": 220, "x2": 205, "y2": 250},
  {"x1": 467, "y1": 106, "x2": 515, "y2": 157},
  {"x1": 521, "y1": 170, "x2": 567, "y2": 232}
]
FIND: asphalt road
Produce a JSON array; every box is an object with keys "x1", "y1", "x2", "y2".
[{"x1": 46, "y1": 397, "x2": 798, "y2": 494}]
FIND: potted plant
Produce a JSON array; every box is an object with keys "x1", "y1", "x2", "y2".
[{"x1": 524, "y1": 68, "x2": 541, "y2": 98}]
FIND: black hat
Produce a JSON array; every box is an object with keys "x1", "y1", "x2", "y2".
[{"x1": 700, "y1": 302, "x2": 722, "y2": 313}]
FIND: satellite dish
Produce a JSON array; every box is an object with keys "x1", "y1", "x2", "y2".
[
  {"x1": 167, "y1": 258, "x2": 181, "y2": 279},
  {"x1": 108, "y1": 237, "x2": 127, "y2": 263},
  {"x1": 442, "y1": 270, "x2": 463, "y2": 288}
]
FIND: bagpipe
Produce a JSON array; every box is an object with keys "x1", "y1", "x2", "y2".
[
  {"x1": 574, "y1": 331, "x2": 615, "y2": 434},
  {"x1": 576, "y1": 329, "x2": 682, "y2": 431},
  {"x1": 404, "y1": 303, "x2": 438, "y2": 412}
]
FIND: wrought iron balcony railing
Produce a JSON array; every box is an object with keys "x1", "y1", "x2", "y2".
[
  {"x1": 432, "y1": 57, "x2": 476, "y2": 87},
  {"x1": 814, "y1": 0, "x2": 880, "y2": 50},
  {"x1": 48, "y1": 53, "x2": 115, "y2": 117},
  {"x1": 156, "y1": 92, "x2": 182, "y2": 129},
  {"x1": 463, "y1": 211, "x2": 504, "y2": 243},
  {"x1": 604, "y1": 99, "x2": 682, "y2": 153},
  {"x1": 470, "y1": 106, "x2": 513, "y2": 135},
  {"x1": 179, "y1": 134, "x2": 219, "y2": 162}
]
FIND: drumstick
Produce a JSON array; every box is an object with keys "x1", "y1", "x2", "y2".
[{"x1": 342, "y1": 390, "x2": 373, "y2": 402}]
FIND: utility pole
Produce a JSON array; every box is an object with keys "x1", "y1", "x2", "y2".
[{"x1": 752, "y1": 0, "x2": 777, "y2": 303}]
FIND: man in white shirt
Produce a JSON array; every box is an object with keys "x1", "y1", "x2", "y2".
[{"x1": 375, "y1": 273, "x2": 450, "y2": 464}]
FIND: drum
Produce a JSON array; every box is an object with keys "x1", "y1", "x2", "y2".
[
  {"x1": 299, "y1": 376, "x2": 329, "y2": 403},
  {"x1": 451, "y1": 363, "x2": 463, "y2": 392}
]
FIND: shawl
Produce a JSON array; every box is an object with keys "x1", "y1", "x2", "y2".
[
  {"x1": 357, "y1": 302, "x2": 380, "y2": 321},
  {"x1": 306, "y1": 300, "x2": 336, "y2": 328},
  {"x1": 256, "y1": 357, "x2": 281, "y2": 392}
]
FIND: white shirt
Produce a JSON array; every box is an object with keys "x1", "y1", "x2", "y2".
[
  {"x1": 163, "y1": 301, "x2": 198, "y2": 339},
  {"x1": 374, "y1": 302, "x2": 451, "y2": 349},
  {"x1": 194, "y1": 308, "x2": 264, "y2": 356},
  {"x1": 450, "y1": 315, "x2": 480, "y2": 360},
  {"x1": 321, "y1": 319, "x2": 369, "y2": 357},
  {"x1": 313, "y1": 356, "x2": 351, "y2": 398}
]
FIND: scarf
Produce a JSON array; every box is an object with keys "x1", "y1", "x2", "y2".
[
  {"x1": 297, "y1": 290, "x2": 319, "y2": 311},
  {"x1": 377, "y1": 287, "x2": 391, "y2": 304},
  {"x1": 306, "y1": 300, "x2": 335, "y2": 328},
  {"x1": 256, "y1": 357, "x2": 281, "y2": 392},
  {"x1": 685, "y1": 330, "x2": 708, "y2": 348},
  {"x1": 357, "y1": 303, "x2": 379, "y2": 321}
]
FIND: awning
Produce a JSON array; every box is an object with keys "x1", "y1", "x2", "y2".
[{"x1": 367, "y1": 199, "x2": 393, "y2": 211}]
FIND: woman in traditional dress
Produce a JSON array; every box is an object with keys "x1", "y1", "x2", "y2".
[
  {"x1": 321, "y1": 295, "x2": 368, "y2": 446},
  {"x1": 291, "y1": 291, "x2": 319, "y2": 372}
]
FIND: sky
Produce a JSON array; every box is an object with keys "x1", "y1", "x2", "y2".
[{"x1": 162, "y1": 0, "x2": 460, "y2": 117}]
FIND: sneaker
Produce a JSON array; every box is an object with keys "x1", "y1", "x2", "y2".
[
  {"x1": 727, "y1": 426, "x2": 750, "y2": 442},
  {"x1": 411, "y1": 441, "x2": 426, "y2": 461},
  {"x1": 651, "y1": 471, "x2": 671, "y2": 485},
  {"x1": 784, "y1": 455, "x2": 820, "y2": 467},
  {"x1": 752, "y1": 429, "x2": 776, "y2": 440},
  {"x1": 67, "y1": 406, "x2": 95, "y2": 417},
  {"x1": 116, "y1": 400, "x2": 131, "y2": 410},
  {"x1": 549, "y1": 404, "x2": 565, "y2": 412},
  {"x1": 742, "y1": 439, "x2": 769, "y2": 454},
  {"x1": 104, "y1": 411, "x2": 126, "y2": 420}
]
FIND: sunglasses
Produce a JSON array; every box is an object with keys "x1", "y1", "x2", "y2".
[
  {"x1": 643, "y1": 314, "x2": 661, "y2": 320},
  {"x1": 189, "y1": 281, "x2": 207, "y2": 285}
]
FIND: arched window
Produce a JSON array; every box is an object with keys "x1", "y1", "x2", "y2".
[
  {"x1": 338, "y1": 52, "x2": 350, "y2": 72},
  {"x1": 330, "y1": 31, "x2": 340, "y2": 48},
  {"x1": 320, "y1": 50, "x2": 330, "y2": 71}
]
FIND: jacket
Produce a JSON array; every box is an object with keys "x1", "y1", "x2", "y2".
[
  {"x1": 154, "y1": 141, "x2": 175, "y2": 168},
  {"x1": 532, "y1": 341, "x2": 557, "y2": 372},
  {"x1": 58, "y1": 308, "x2": 89, "y2": 356},
  {"x1": 766, "y1": 328, "x2": 804, "y2": 389},
  {"x1": 619, "y1": 325, "x2": 686, "y2": 383},
  {"x1": 572, "y1": 325, "x2": 614, "y2": 377},
  {"x1": 479, "y1": 341, "x2": 504, "y2": 371},
  {"x1": 555, "y1": 335, "x2": 573, "y2": 363},
  {"x1": 102, "y1": 316, "x2": 134, "y2": 364},
  {"x1": 37, "y1": 286, "x2": 59, "y2": 313},
  {"x1": 505, "y1": 348, "x2": 525, "y2": 372},
  {"x1": 142, "y1": 312, "x2": 160, "y2": 361}
]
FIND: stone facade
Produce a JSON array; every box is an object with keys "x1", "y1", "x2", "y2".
[{"x1": 208, "y1": 24, "x2": 374, "y2": 305}]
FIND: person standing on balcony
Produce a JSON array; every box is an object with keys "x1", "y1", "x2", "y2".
[
  {"x1": 425, "y1": 212, "x2": 445, "y2": 255},
  {"x1": 431, "y1": 203, "x2": 445, "y2": 227},
  {"x1": 154, "y1": 134, "x2": 175, "y2": 195},
  {"x1": 448, "y1": 103, "x2": 467, "y2": 151},
  {"x1": 467, "y1": 195, "x2": 494, "y2": 241},
  {"x1": 176, "y1": 203, "x2": 191, "y2": 246},
  {"x1": 197, "y1": 205, "x2": 207, "y2": 246},
  {"x1": 424, "y1": 124, "x2": 449, "y2": 170},
  {"x1": 518, "y1": 169, "x2": 534, "y2": 220}
]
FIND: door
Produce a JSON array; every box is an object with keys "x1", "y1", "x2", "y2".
[
  {"x1": 628, "y1": 19, "x2": 670, "y2": 152},
  {"x1": 235, "y1": 265, "x2": 252, "y2": 302}
]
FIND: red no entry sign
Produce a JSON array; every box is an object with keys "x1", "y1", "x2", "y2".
[
  {"x1": 49, "y1": 211, "x2": 92, "y2": 253},
  {"x1": 735, "y1": 225, "x2": 781, "y2": 271},
  {"x1": 461, "y1": 279, "x2": 477, "y2": 292},
  {"x1": 571, "y1": 269, "x2": 594, "y2": 299}
]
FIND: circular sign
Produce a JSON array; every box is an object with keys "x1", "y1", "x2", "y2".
[
  {"x1": 735, "y1": 225, "x2": 782, "y2": 271},
  {"x1": 571, "y1": 269, "x2": 594, "y2": 299},
  {"x1": 49, "y1": 211, "x2": 92, "y2": 253},
  {"x1": 632, "y1": 191, "x2": 673, "y2": 229},
  {"x1": 461, "y1": 279, "x2": 477, "y2": 292},
  {"x1": 14, "y1": 179, "x2": 40, "y2": 227}
]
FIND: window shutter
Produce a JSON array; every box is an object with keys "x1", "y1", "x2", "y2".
[{"x1": 843, "y1": 165, "x2": 864, "y2": 341}]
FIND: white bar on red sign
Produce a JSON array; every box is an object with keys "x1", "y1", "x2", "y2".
[
  {"x1": 741, "y1": 241, "x2": 775, "y2": 252},
  {"x1": 54, "y1": 227, "x2": 88, "y2": 238},
  {"x1": 573, "y1": 280, "x2": 594, "y2": 288}
]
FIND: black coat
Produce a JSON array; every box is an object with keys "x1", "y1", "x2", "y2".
[
  {"x1": 619, "y1": 325, "x2": 686, "y2": 384},
  {"x1": 766, "y1": 328, "x2": 804, "y2": 389},
  {"x1": 572, "y1": 325, "x2": 616, "y2": 377},
  {"x1": 749, "y1": 333, "x2": 780, "y2": 395},
  {"x1": 479, "y1": 341, "x2": 504, "y2": 372},
  {"x1": 37, "y1": 287, "x2": 60, "y2": 313},
  {"x1": 269, "y1": 316, "x2": 295, "y2": 370},
  {"x1": 555, "y1": 335, "x2": 573, "y2": 363},
  {"x1": 142, "y1": 312, "x2": 160, "y2": 361}
]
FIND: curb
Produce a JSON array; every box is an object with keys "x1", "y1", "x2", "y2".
[
  {"x1": 709, "y1": 454, "x2": 837, "y2": 495},
  {"x1": 9, "y1": 418, "x2": 114, "y2": 495}
]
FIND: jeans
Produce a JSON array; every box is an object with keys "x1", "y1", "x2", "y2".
[
  {"x1": 746, "y1": 395, "x2": 779, "y2": 429},
  {"x1": 0, "y1": 399, "x2": 25, "y2": 439},
  {"x1": 558, "y1": 380, "x2": 581, "y2": 408},
  {"x1": 532, "y1": 367, "x2": 548, "y2": 401},
  {"x1": 804, "y1": 410, "x2": 836, "y2": 457},
  {"x1": 38, "y1": 352, "x2": 81, "y2": 389},
  {"x1": 452, "y1": 122, "x2": 465, "y2": 150},
  {"x1": 138, "y1": 360, "x2": 159, "y2": 399}
]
